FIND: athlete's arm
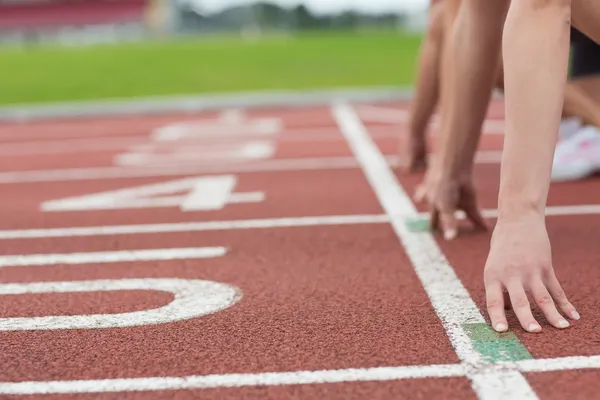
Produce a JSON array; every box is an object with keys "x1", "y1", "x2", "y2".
[
  {"x1": 414, "y1": 0, "x2": 508, "y2": 239},
  {"x1": 404, "y1": 0, "x2": 446, "y2": 172},
  {"x1": 484, "y1": 0, "x2": 579, "y2": 333}
]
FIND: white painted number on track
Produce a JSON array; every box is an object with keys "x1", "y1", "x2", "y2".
[
  {"x1": 41, "y1": 174, "x2": 264, "y2": 212},
  {"x1": 0, "y1": 279, "x2": 241, "y2": 331},
  {"x1": 0, "y1": 247, "x2": 242, "y2": 331},
  {"x1": 114, "y1": 110, "x2": 281, "y2": 167},
  {"x1": 115, "y1": 141, "x2": 276, "y2": 167}
]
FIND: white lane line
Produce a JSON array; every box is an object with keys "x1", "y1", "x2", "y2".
[
  {"x1": 0, "y1": 136, "x2": 147, "y2": 155},
  {"x1": 0, "y1": 119, "x2": 502, "y2": 156},
  {"x1": 516, "y1": 355, "x2": 600, "y2": 373},
  {"x1": 0, "y1": 204, "x2": 597, "y2": 240},
  {"x1": 0, "y1": 247, "x2": 226, "y2": 267},
  {"x1": 0, "y1": 125, "x2": 500, "y2": 156},
  {"x1": 0, "y1": 152, "x2": 505, "y2": 184},
  {"x1": 0, "y1": 214, "x2": 389, "y2": 239},
  {"x1": 0, "y1": 157, "x2": 362, "y2": 183},
  {"x1": 355, "y1": 104, "x2": 506, "y2": 134},
  {"x1": 1, "y1": 355, "x2": 600, "y2": 395},
  {"x1": 0, "y1": 364, "x2": 466, "y2": 395},
  {"x1": 332, "y1": 102, "x2": 538, "y2": 399},
  {"x1": 447, "y1": 204, "x2": 600, "y2": 221}
]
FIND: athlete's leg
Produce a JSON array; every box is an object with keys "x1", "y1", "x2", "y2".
[
  {"x1": 570, "y1": 29, "x2": 600, "y2": 103},
  {"x1": 404, "y1": 0, "x2": 446, "y2": 172},
  {"x1": 561, "y1": 28, "x2": 600, "y2": 128},
  {"x1": 552, "y1": 28, "x2": 600, "y2": 181}
]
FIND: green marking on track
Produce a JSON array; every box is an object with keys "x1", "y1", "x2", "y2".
[
  {"x1": 405, "y1": 217, "x2": 431, "y2": 232},
  {"x1": 462, "y1": 323, "x2": 533, "y2": 362}
]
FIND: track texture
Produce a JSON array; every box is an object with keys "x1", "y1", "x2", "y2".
[{"x1": 0, "y1": 99, "x2": 597, "y2": 399}]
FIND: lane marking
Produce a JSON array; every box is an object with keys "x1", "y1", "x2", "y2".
[
  {"x1": 41, "y1": 175, "x2": 263, "y2": 212},
  {"x1": 516, "y1": 355, "x2": 600, "y2": 372},
  {"x1": 0, "y1": 278, "x2": 240, "y2": 331},
  {"x1": 0, "y1": 153, "x2": 504, "y2": 184},
  {"x1": 355, "y1": 104, "x2": 506, "y2": 134},
  {"x1": 0, "y1": 214, "x2": 389, "y2": 239},
  {"x1": 332, "y1": 102, "x2": 537, "y2": 399},
  {"x1": 462, "y1": 323, "x2": 532, "y2": 363},
  {"x1": 0, "y1": 364, "x2": 466, "y2": 394},
  {"x1": 0, "y1": 157, "x2": 362, "y2": 184},
  {"x1": 0, "y1": 204, "x2": 598, "y2": 239},
  {"x1": 0, "y1": 126, "x2": 344, "y2": 156},
  {"x1": 1, "y1": 355, "x2": 600, "y2": 395},
  {"x1": 0, "y1": 122, "x2": 501, "y2": 156},
  {"x1": 0, "y1": 136, "x2": 146, "y2": 155},
  {"x1": 0, "y1": 247, "x2": 226, "y2": 267}
]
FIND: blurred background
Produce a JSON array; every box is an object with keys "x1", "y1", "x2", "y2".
[{"x1": 0, "y1": 0, "x2": 427, "y2": 106}]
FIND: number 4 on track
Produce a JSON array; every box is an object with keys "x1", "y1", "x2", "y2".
[{"x1": 41, "y1": 175, "x2": 264, "y2": 212}]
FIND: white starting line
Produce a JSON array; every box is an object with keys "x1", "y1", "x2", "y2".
[
  {"x1": 0, "y1": 204, "x2": 597, "y2": 240},
  {"x1": 0, "y1": 355, "x2": 599, "y2": 395},
  {"x1": 0, "y1": 152, "x2": 505, "y2": 184}
]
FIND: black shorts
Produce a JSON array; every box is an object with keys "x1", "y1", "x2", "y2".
[{"x1": 570, "y1": 27, "x2": 600, "y2": 78}]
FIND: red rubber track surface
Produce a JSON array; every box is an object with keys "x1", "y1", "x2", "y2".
[{"x1": 0, "y1": 99, "x2": 598, "y2": 399}]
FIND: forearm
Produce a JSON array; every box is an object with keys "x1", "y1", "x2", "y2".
[
  {"x1": 408, "y1": 2, "x2": 444, "y2": 140},
  {"x1": 435, "y1": 0, "x2": 508, "y2": 178},
  {"x1": 498, "y1": 0, "x2": 571, "y2": 218}
]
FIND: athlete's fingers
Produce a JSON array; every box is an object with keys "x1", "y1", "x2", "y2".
[
  {"x1": 528, "y1": 278, "x2": 570, "y2": 329},
  {"x1": 439, "y1": 209, "x2": 458, "y2": 240},
  {"x1": 414, "y1": 184, "x2": 427, "y2": 203},
  {"x1": 544, "y1": 268, "x2": 580, "y2": 320},
  {"x1": 505, "y1": 280, "x2": 542, "y2": 333},
  {"x1": 430, "y1": 207, "x2": 440, "y2": 232},
  {"x1": 485, "y1": 281, "x2": 508, "y2": 332},
  {"x1": 460, "y1": 191, "x2": 488, "y2": 231}
]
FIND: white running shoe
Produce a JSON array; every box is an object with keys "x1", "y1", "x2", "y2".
[
  {"x1": 558, "y1": 116, "x2": 582, "y2": 141},
  {"x1": 552, "y1": 125, "x2": 600, "y2": 182}
]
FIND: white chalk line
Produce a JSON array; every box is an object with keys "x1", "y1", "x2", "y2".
[
  {"x1": 0, "y1": 204, "x2": 597, "y2": 240},
  {"x1": 0, "y1": 152, "x2": 504, "y2": 184},
  {"x1": 0, "y1": 135, "x2": 147, "y2": 155},
  {"x1": 0, "y1": 122, "x2": 500, "y2": 156},
  {"x1": 354, "y1": 104, "x2": 506, "y2": 134},
  {"x1": 0, "y1": 247, "x2": 227, "y2": 267},
  {"x1": 332, "y1": 102, "x2": 537, "y2": 399},
  {"x1": 0, "y1": 356, "x2": 599, "y2": 395},
  {"x1": 0, "y1": 214, "x2": 390, "y2": 239},
  {"x1": 0, "y1": 364, "x2": 465, "y2": 395}
]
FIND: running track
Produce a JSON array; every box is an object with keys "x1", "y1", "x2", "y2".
[{"x1": 0, "y1": 99, "x2": 599, "y2": 399}]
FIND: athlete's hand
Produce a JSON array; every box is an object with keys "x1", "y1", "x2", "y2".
[
  {"x1": 484, "y1": 214, "x2": 580, "y2": 333},
  {"x1": 401, "y1": 132, "x2": 428, "y2": 172},
  {"x1": 414, "y1": 168, "x2": 488, "y2": 239}
]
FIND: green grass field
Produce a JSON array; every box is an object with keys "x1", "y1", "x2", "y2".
[{"x1": 0, "y1": 30, "x2": 422, "y2": 106}]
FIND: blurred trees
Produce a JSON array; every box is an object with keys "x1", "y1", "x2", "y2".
[{"x1": 177, "y1": 1, "x2": 407, "y2": 33}]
